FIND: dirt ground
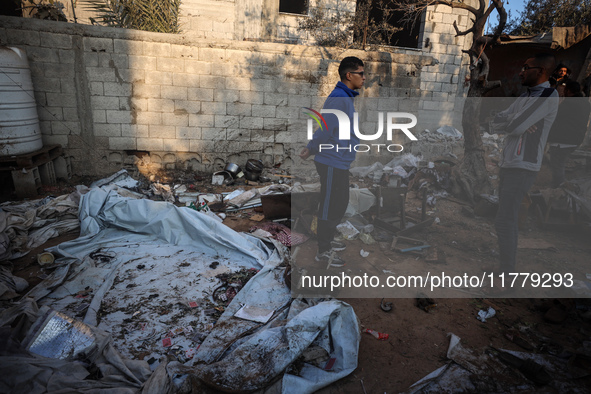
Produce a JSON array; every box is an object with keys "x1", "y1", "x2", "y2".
[{"x1": 6, "y1": 158, "x2": 591, "y2": 393}]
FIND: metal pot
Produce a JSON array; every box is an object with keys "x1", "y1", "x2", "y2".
[
  {"x1": 245, "y1": 159, "x2": 264, "y2": 174},
  {"x1": 223, "y1": 162, "x2": 241, "y2": 177},
  {"x1": 244, "y1": 170, "x2": 260, "y2": 182}
]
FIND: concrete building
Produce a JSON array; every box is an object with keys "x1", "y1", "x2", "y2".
[{"x1": 0, "y1": 1, "x2": 477, "y2": 177}]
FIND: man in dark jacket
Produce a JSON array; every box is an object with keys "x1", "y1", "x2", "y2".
[
  {"x1": 299, "y1": 56, "x2": 365, "y2": 266},
  {"x1": 547, "y1": 81, "x2": 591, "y2": 187}
]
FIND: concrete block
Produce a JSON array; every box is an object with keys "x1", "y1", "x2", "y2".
[
  {"x1": 46, "y1": 93, "x2": 77, "y2": 108},
  {"x1": 7, "y1": 29, "x2": 40, "y2": 46},
  {"x1": 240, "y1": 91, "x2": 265, "y2": 105},
  {"x1": 44, "y1": 134, "x2": 68, "y2": 146},
  {"x1": 137, "y1": 138, "x2": 164, "y2": 151},
  {"x1": 199, "y1": 48, "x2": 226, "y2": 62},
  {"x1": 250, "y1": 129, "x2": 274, "y2": 142},
  {"x1": 148, "y1": 98, "x2": 175, "y2": 112},
  {"x1": 171, "y1": 44, "x2": 199, "y2": 59},
  {"x1": 51, "y1": 121, "x2": 78, "y2": 135},
  {"x1": 264, "y1": 93, "x2": 288, "y2": 106},
  {"x1": 227, "y1": 129, "x2": 251, "y2": 141},
  {"x1": 428, "y1": 11, "x2": 443, "y2": 23},
  {"x1": 173, "y1": 72, "x2": 200, "y2": 87},
  {"x1": 104, "y1": 82, "x2": 133, "y2": 97},
  {"x1": 58, "y1": 49, "x2": 75, "y2": 64},
  {"x1": 146, "y1": 70, "x2": 173, "y2": 85},
  {"x1": 60, "y1": 78, "x2": 76, "y2": 94},
  {"x1": 63, "y1": 107, "x2": 79, "y2": 122},
  {"x1": 185, "y1": 60, "x2": 212, "y2": 75},
  {"x1": 202, "y1": 128, "x2": 227, "y2": 141},
  {"x1": 177, "y1": 126, "x2": 201, "y2": 140},
  {"x1": 115, "y1": 39, "x2": 143, "y2": 55},
  {"x1": 109, "y1": 137, "x2": 136, "y2": 150},
  {"x1": 201, "y1": 102, "x2": 226, "y2": 115},
  {"x1": 98, "y1": 52, "x2": 129, "y2": 69},
  {"x1": 161, "y1": 86, "x2": 188, "y2": 100},
  {"x1": 34, "y1": 77, "x2": 61, "y2": 93},
  {"x1": 175, "y1": 100, "x2": 201, "y2": 114},
  {"x1": 158, "y1": 57, "x2": 184, "y2": 73},
  {"x1": 215, "y1": 115, "x2": 239, "y2": 128},
  {"x1": 136, "y1": 111, "x2": 162, "y2": 125},
  {"x1": 214, "y1": 89, "x2": 239, "y2": 103},
  {"x1": 149, "y1": 125, "x2": 176, "y2": 139},
  {"x1": 162, "y1": 112, "x2": 189, "y2": 126},
  {"x1": 86, "y1": 67, "x2": 118, "y2": 82},
  {"x1": 39, "y1": 32, "x2": 72, "y2": 49},
  {"x1": 288, "y1": 95, "x2": 311, "y2": 108},
  {"x1": 189, "y1": 114, "x2": 215, "y2": 128},
  {"x1": 264, "y1": 118, "x2": 287, "y2": 131},
  {"x1": 188, "y1": 88, "x2": 214, "y2": 102},
  {"x1": 38, "y1": 107, "x2": 62, "y2": 121},
  {"x1": 128, "y1": 55, "x2": 157, "y2": 70},
  {"x1": 250, "y1": 79, "x2": 276, "y2": 92},
  {"x1": 27, "y1": 47, "x2": 59, "y2": 63},
  {"x1": 91, "y1": 96, "x2": 121, "y2": 110},
  {"x1": 107, "y1": 110, "x2": 133, "y2": 124},
  {"x1": 84, "y1": 37, "x2": 114, "y2": 53},
  {"x1": 200, "y1": 75, "x2": 225, "y2": 89},
  {"x1": 240, "y1": 116, "x2": 264, "y2": 129},
  {"x1": 225, "y1": 76, "x2": 251, "y2": 91},
  {"x1": 83, "y1": 52, "x2": 99, "y2": 67},
  {"x1": 252, "y1": 104, "x2": 276, "y2": 118},
  {"x1": 227, "y1": 103, "x2": 251, "y2": 116},
  {"x1": 43, "y1": 63, "x2": 74, "y2": 79},
  {"x1": 436, "y1": 73, "x2": 453, "y2": 83},
  {"x1": 95, "y1": 123, "x2": 122, "y2": 137},
  {"x1": 143, "y1": 42, "x2": 171, "y2": 57},
  {"x1": 122, "y1": 124, "x2": 149, "y2": 137},
  {"x1": 93, "y1": 109, "x2": 107, "y2": 123},
  {"x1": 421, "y1": 72, "x2": 438, "y2": 82},
  {"x1": 274, "y1": 131, "x2": 294, "y2": 143},
  {"x1": 159, "y1": 142, "x2": 179, "y2": 155},
  {"x1": 132, "y1": 83, "x2": 160, "y2": 99}
]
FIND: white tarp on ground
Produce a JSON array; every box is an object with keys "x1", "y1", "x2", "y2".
[
  {"x1": 1, "y1": 187, "x2": 359, "y2": 393},
  {"x1": 0, "y1": 191, "x2": 82, "y2": 260}
]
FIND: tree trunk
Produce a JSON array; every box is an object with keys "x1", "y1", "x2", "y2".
[{"x1": 455, "y1": 69, "x2": 493, "y2": 202}]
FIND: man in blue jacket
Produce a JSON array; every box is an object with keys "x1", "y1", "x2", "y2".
[{"x1": 299, "y1": 56, "x2": 365, "y2": 266}]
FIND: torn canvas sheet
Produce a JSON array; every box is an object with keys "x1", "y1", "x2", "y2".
[
  {"x1": 0, "y1": 190, "x2": 83, "y2": 259},
  {"x1": 8, "y1": 187, "x2": 359, "y2": 393},
  {"x1": 0, "y1": 299, "x2": 151, "y2": 394}
]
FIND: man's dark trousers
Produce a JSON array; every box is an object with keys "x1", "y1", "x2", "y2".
[
  {"x1": 494, "y1": 168, "x2": 537, "y2": 273},
  {"x1": 315, "y1": 161, "x2": 349, "y2": 254}
]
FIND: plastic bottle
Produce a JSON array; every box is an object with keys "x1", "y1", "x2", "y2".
[{"x1": 364, "y1": 328, "x2": 389, "y2": 340}]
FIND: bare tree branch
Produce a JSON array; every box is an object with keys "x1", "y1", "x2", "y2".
[{"x1": 453, "y1": 20, "x2": 475, "y2": 36}]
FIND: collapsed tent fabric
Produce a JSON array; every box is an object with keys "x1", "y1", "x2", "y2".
[{"x1": 1, "y1": 187, "x2": 360, "y2": 393}]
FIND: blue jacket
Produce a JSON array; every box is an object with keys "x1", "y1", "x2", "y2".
[{"x1": 307, "y1": 82, "x2": 360, "y2": 170}]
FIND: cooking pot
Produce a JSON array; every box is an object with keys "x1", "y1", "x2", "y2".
[
  {"x1": 223, "y1": 162, "x2": 242, "y2": 177},
  {"x1": 245, "y1": 159, "x2": 264, "y2": 174},
  {"x1": 244, "y1": 170, "x2": 260, "y2": 182}
]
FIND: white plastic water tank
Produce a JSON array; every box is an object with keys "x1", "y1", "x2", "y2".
[{"x1": 0, "y1": 46, "x2": 43, "y2": 157}]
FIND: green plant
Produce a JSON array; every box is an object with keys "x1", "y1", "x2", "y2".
[{"x1": 87, "y1": 0, "x2": 181, "y2": 33}]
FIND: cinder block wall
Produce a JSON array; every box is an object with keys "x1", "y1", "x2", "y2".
[{"x1": 0, "y1": 9, "x2": 471, "y2": 177}]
